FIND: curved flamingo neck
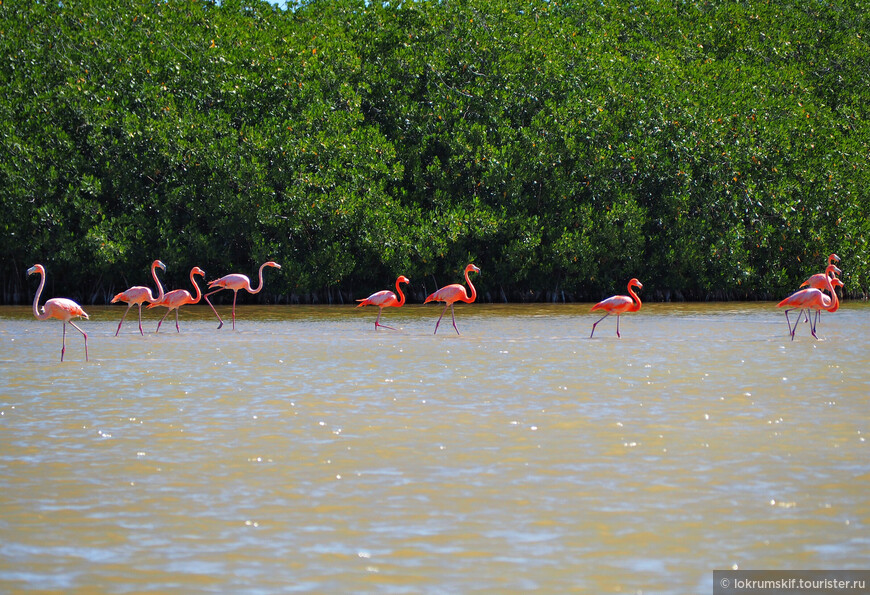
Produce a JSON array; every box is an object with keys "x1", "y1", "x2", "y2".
[
  {"x1": 248, "y1": 262, "x2": 270, "y2": 294},
  {"x1": 151, "y1": 263, "x2": 165, "y2": 303},
  {"x1": 823, "y1": 275, "x2": 839, "y2": 313},
  {"x1": 189, "y1": 270, "x2": 203, "y2": 304},
  {"x1": 31, "y1": 269, "x2": 50, "y2": 320},
  {"x1": 628, "y1": 283, "x2": 642, "y2": 312},
  {"x1": 462, "y1": 268, "x2": 477, "y2": 303},
  {"x1": 395, "y1": 278, "x2": 407, "y2": 306}
]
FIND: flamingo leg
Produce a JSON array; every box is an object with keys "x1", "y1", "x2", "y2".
[
  {"x1": 69, "y1": 320, "x2": 88, "y2": 361},
  {"x1": 784, "y1": 310, "x2": 795, "y2": 340},
  {"x1": 450, "y1": 303, "x2": 461, "y2": 335},
  {"x1": 137, "y1": 303, "x2": 144, "y2": 335},
  {"x1": 115, "y1": 304, "x2": 133, "y2": 336},
  {"x1": 61, "y1": 321, "x2": 67, "y2": 361},
  {"x1": 156, "y1": 309, "x2": 171, "y2": 333},
  {"x1": 433, "y1": 302, "x2": 450, "y2": 335},
  {"x1": 204, "y1": 290, "x2": 225, "y2": 329},
  {"x1": 590, "y1": 313, "x2": 610, "y2": 338},
  {"x1": 374, "y1": 307, "x2": 396, "y2": 331},
  {"x1": 616, "y1": 314, "x2": 622, "y2": 338},
  {"x1": 174, "y1": 309, "x2": 180, "y2": 333},
  {"x1": 232, "y1": 290, "x2": 238, "y2": 330}
]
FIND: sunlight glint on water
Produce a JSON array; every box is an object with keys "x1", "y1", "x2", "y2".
[{"x1": 1, "y1": 302, "x2": 868, "y2": 593}]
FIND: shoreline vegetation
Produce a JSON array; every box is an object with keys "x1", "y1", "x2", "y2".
[{"x1": 2, "y1": 0, "x2": 868, "y2": 305}]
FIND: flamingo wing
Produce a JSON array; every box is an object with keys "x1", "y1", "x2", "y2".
[
  {"x1": 112, "y1": 286, "x2": 153, "y2": 304},
  {"x1": 209, "y1": 274, "x2": 250, "y2": 290},
  {"x1": 778, "y1": 288, "x2": 826, "y2": 309},
  {"x1": 799, "y1": 273, "x2": 827, "y2": 290},
  {"x1": 357, "y1": 290, "x2": 398, "y2": 308},
  {"x1": 43, "y1": 298, "x2": 88, "y2": 321},
  {"x1": 425, "y1": 284, "x2": 466, "y2": 304},
  {"x1": 591, "y1": 294, "x2": 634, "y2": 314},
  {"x1": 148, "y1": 289, "x2": 192, "y2": 309}
]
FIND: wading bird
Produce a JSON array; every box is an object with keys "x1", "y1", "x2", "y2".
[
  {"x1": 777, "y1": 264, "x2": 840, "y2": 340},
  {"x1": 204, "y1": 261, "x2": 281, "y2": 330},
  {"x1": 111, "y1": 260, "x2": 167, "y2": 336},
  {"x1": 793, "y1": 276, "x2": 844, "y2": 337},
  {"x1": 27, "y1": 264, "x2": 89, "y2": 361},
  {"x1": 800, "y1": 254, "x2": 841, "y2": 291},
  {"x1": 424, "y1": 264, "x2": 480, "y2": 335},
  {"x1": 799, "y1": 256, "x2": 841, "y2": 323},
  {"x1": 356, "y1": 275, "x2": 409, "y2": 330},
  {"x1": 590, "y1": 278, "x2": 643, "y2": 338},
  {"x1": 148, "y1": 266, "x2": 205, "y2": 333}
]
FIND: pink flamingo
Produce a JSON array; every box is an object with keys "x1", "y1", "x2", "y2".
[
  {"x1": 147, "y1": 266, "x2": 205, "y2": 333},
  {"x1": 356, "y1": 275, "x2": 410, "y2": 330},
  {"x1": 795, "y1": 276, "x2": 844, "y2": 335},
  {"x1": 27, "y1": 264, "x2": 89, "y2": 361},
  {"x1": 204, "y1": 261, "x2": 281, "y2": 329},
  {"x1": 424, "y1": 264, "x2": 480, "y2": 335},
  {"x1": 799, "y1": 256, "x2": 841, "y2": 323},
  {"x1": 800, "y1": 254, "x2": 841, "y2": 290},
  {"x1": 777, "y1": 264, "x2": 840, "y2": 340},
  {"x1": 111, "y1": 260, "x2": 167, "y2": 336},
  {"x1": 590, "y1": 278, "x2": 643, "y2": 338}
]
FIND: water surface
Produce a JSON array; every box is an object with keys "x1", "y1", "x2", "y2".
[{"x1": 1, "y1": 303, "x2": 868, "y2": 593}]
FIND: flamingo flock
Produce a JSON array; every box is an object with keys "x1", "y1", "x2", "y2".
[
  {"x1": 778, "y1": 254, "x2": 844, "y2": 340},
  {"x1": 25, "y1": 255, "x2": 847, "y2": 361}
]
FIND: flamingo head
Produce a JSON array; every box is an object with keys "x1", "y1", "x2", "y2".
[
  {"x1": 27, "y1": 264, "x2": 45, "y2": 277},
  {"x1": 825, "y1": 264, "x2": 842, "y2": 278},
  {"x1": 192, "y1": 267, "x2": 206, "y2": 277},
  {"x1": 828, "y1": 253, "x2": 840, "y2": 264},
  {"x1": 831, "y1": 278, "x2": 845, "y2": 289},
  {"x1": 152, "y1": 260, "x2": 167, "y2": 271},
  {"x1": 465, "y1": 263, "x2": 481, "y2": 274},
  {"x1": 628, "y1": 278, "x2": 643, "y2": 290},
  {"x1": 397, "y1": 275, "x2": 410, "y2": 285},
  {"x1": 265, "y1": 261, "x2": 281, "y2": 269}
]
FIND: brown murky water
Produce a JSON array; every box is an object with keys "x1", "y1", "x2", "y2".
[{"x1": 1, "y1": 302, "x2": 868, "y2": 593}]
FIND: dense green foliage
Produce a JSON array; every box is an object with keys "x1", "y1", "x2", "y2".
[{"x1": 2, "y1": 0, "x2": 868, "y2": 304}]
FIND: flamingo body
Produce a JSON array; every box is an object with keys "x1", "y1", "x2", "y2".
[
  {"x1": 111, "y1": 260, "x2": 166, "y2": 336},
  {"x1": 147, "y1": 267, "x2": 205, "y2": 333},
  {"x1": 424, "y1": 264, "x2": 480, "y2": 335},
  {"x1": 27, "y1": 264, "x2": 89, "y2": 361},
  {"x1": 590, "y1": 278, "x2": 643, "y2": 338},
  {"x1": 205, "y1": 261, "x2": 281, "y2": 329},
  {"x1": 801, "y1": 257, "x2": 841, "y2": 291},
  {"x1": 357, "y1": 276, "x2": 409, "y2": 330},
  {"x1": 778, "y1": 264, "x2": 839, "y2": 340}
]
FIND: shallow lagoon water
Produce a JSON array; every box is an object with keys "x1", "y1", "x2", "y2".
[{"x1": 1, "y1": 302, "x2": 868, "y2": 593}]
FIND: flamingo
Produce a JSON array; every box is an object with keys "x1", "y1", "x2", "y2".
[
  {"x1": 798, "y1": 257, "x2": 841, "y2": 324},
  {"x1": 777, "y1": 264, "x2": 840, "y2": 340},
  {"x1": 424, "y1": 264, "x2": 480, "y2": 335},
  {"x1": 356, "y1": 275, "x2": 409, "y2": 330},
  {"x1": 799, "y1": 254, "x2": 841, "y2": 323},
  {"x1": 590, "y1": 278, "x2": 643, "y2": 338},
  {"x1": 204, "y1": 261, "x2": 281, "y2": 330},
  {"x1": 794, "y1": 276, "x2": 844, "y2": 336},
  {"x1": 111, "y1": 260, "x2": 167, "y2": 336},
  {"x1": 27, "y1": 264, "x2": 89, "y2": 361},
  {"x1": 800, "y1": 254, "x2": 841, "y2": 291},
  {"x1": 147, "y1": 266, "x2": 205, "y2": 333}
]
